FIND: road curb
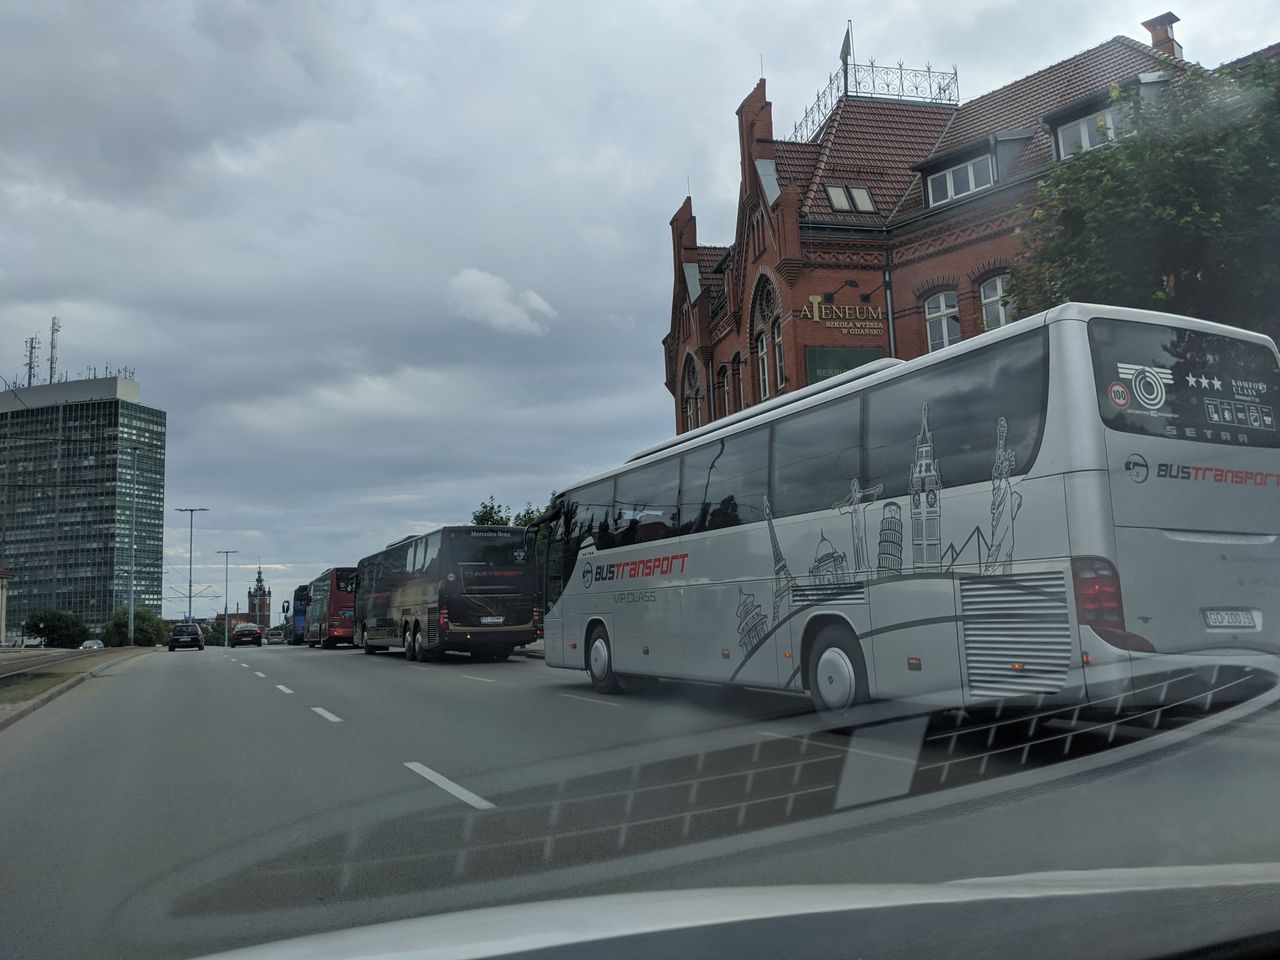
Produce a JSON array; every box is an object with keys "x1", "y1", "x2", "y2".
[{"x1": 0, "y1": 648, "x2": 152, "y2": 733}]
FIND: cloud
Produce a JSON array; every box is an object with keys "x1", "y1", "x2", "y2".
[{"x1": 445, "y1": 268, "x2": 556, "y2": 335}]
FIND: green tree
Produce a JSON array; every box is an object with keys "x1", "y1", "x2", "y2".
[
  {"x1": 101, "y1": 605, "x2": 168, "y2": 647},
  {"x1": 23, "y1": 609, "x2": 90, "y2": 649},
  {"x1": 1011, "y1": 60, "x2": 1280, "y2": 340},
  {"x1": 472, "y1": 495, "x2": 512, "y2": 526},
  {"x1": 512, "y1": 491, "x2": 557, "y2": 527}
]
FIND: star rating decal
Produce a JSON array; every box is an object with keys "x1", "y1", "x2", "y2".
[
  {"x1": 1184, "y1": 372, "x2": 1223, "y2": 390},
  {"x1": 1212, "y1": 376, "x2": 1222, "y2": 390}
]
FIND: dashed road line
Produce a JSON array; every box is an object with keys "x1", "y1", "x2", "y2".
[
  {"x1": 254, "y1": 671, "x2": 266, "y2": 678},
  {"x1": 240, "y1": 663, "x2": 250, "y2": 668},
  {"x1": 403, "y1": 761, "x2": 495, "y2": 810},
  {"x1": 311, "y1": 707, "x2": 342, "y2": 723},
  {"x1": 461, "y1": 674, "x2": 496, "y2": 683},
  {"x1": 558, "y1": 692, "x2": 622, "y2": 708},
  {"x1": 276, "y1": 685, "x2": 293, "y2": 694}
]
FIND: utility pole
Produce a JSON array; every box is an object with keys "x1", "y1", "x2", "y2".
[
  {"x1": 216, "y1": 550, "x2": 237, "y2": 647},
  {"x1": 48, "y1": 317, "x2": 60, "y2": 384},
  {"x1": 174, "y1": 507, "x2": 209, "y2": 620}
]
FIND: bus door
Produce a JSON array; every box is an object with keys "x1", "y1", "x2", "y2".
[{"x1": 1088, "y1": 317, "x2": 1280, "y2": 660}]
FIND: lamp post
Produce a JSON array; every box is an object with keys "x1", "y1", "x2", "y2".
[
  {"x1": 173, "y1": 507, "x2": 209, "y2": 621},
  {"x1": 216, "y1": 549, "x2": 237, "y2": 647}
]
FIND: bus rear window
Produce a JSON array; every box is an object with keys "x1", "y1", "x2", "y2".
[
  {"x1": 451, "y1": 531, "x2": 531, "y2": 591},
  {"x1": 1088, "y1": 317, "x2": 1280, "y2": 448}
]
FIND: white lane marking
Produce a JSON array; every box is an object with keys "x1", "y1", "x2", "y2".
[
  {"x1": 276, "y1": 685, "x2": 293, "y2": 694},
  {"x1": 558, "y1": 692, "x2": 622, "y2": 708},
  {"x1": 403, "y1": 761, "x2": 495, "y2": 810},
  {"x1": 240, "y1": 663, "x2": 250, "y2": 668},
  {"x1": 254, "y1": 671, "x2": 266, "y2": 678},
  {"x1": 311, "y1": 707, "x2": 342, "y2": 723},
  {"x1": 461, "y1": 674, "x2": 496, "y2": 683}
]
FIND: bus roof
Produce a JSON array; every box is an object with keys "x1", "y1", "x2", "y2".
[{"x1": 559, "y1": 302, "x2": 1276, "y2": 497}]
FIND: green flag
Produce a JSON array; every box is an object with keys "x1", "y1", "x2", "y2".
[{"x1": 840, "y1": 24, "x2": 852, "y2": 64}]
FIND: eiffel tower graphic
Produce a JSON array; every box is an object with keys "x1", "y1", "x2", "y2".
[{"x1": 764, "y1": 497, "x2": 798, "y2": 623}]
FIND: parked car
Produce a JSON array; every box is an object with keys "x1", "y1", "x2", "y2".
[
  {"x1": 169, "y1": 622, "x2": 204, "y2": 652},
  {"x1": 79, "y1": 639, "x2": 105, "y2": 650},
  {"x1": 231, "y1": 622, "x2": 263, "y2": 648},
  {"x1": 265, "y1": 627, "x2": 284, "y2": 644}
]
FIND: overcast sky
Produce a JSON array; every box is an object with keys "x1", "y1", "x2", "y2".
[{"x1": 0, "y1": 0, "x2": 1268, "y2": 619}]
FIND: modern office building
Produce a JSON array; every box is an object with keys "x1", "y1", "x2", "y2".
[{"x1": 0, "y1": 376, "x2": 166, "y2": 635}]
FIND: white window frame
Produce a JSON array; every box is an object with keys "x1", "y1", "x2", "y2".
[
  {"x1": 980, "y1": 274, "x2": 1014, "y2": 330},
  {"x1": 1057, "y1": 106, "x2": 1131, "y2": 158},
  {"x1": 926, "y1": 155, "x2": 994, "y2": 206},
  {"x1": 772, "y1": 320, "x2": 785, "y2": 393},
  {"x1": 925, "y1": 291, "x2": 962, "y2": 353},
  {"x1": 757, "y1": 333, "x2": 770, "y2": 399},
  {"x1": 825, "y1": 185, "x2": 877, "y2": 214}
]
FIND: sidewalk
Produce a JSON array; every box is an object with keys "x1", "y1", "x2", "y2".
[
  {"x1": 0, "y1": 646, "x2": 153, "y2": 731},
  {"x1": 518, "y1": 639, "x2": 544, "y2": 659}
]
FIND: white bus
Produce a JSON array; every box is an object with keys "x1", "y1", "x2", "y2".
[{"x1": 538, "y1": 303, "x2": 1280, "y2": 711}]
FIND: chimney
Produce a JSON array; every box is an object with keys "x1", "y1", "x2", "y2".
[{"x1": 1141, "y1": 12, "x2": 1183, "y2": 59}]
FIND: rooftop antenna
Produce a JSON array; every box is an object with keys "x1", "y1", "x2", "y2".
[
  {"x1": 760, "y1": 52, "x2": 764, "y2": 78},
  {"x1": 24, "y1": 335, "x2": 40, "y2": 388},
  {"x1": 48, "y1": 317, "x2": 60, "y2": 384}
]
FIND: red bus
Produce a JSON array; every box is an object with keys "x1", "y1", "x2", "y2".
[{"x1": 304, "y1": 567, "x2": 358, "y2": 649}]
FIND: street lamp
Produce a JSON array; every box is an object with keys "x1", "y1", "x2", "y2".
[
  {"x1": 174, "y1": 507, "x2": 209, "y2": 621},
  {"x1": 216, "y1": 549, "x2": 237, "y2": 648}
]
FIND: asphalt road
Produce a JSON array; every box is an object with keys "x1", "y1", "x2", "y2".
[{"x1": 2, "y1": 644, "x2": 1279, "y2": 959}]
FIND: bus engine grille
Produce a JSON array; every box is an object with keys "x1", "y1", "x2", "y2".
[{"x1": 960, "y1": 572, "x2": 1072, "y2": 699}]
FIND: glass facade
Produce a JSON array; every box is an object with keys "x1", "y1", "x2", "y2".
[{"x1": 0, "y1": 384, "x2": 166, "y2": 635}]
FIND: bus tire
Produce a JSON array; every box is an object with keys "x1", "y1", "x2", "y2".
[
  {"x1": 402, "y1": 624, "x2": 413, "y2": 660},
  {"x1": 412, "y1": 628, "x2": 424, "y2": 662},
  {"x1": 586, "y1": 625, "x2": 622, "y2": 694},
  {"x1": 805, "y1": 623, "x2": 869, "y2": 713}
]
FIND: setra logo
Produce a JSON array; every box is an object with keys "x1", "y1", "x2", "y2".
[
  {"x1": 1124, "y1": 453, "x2": 1149, "y2": 484},
  {"x1": 581, "y1": 561, "x2": 594, "y2": 590}
]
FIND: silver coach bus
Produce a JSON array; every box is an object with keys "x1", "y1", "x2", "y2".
[
  {"x1": 356, "y1": 525, "x2": 537, "y2": 662},
  {"x1": 537, "y1": 303, "x2": 1280, "y2": 710}
]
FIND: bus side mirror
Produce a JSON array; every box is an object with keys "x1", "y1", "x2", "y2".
[{"x1": 282, "y1": 601, "x2": 291, "y2": 615}]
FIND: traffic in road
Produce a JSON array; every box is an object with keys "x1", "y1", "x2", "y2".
[{"x1": 2, "y1": 643, "x2": 1279, "y2": 959}]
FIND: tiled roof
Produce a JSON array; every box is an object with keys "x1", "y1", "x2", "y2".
[
  {"x1": 773, "y1": 141, "x2": 820, "y2": 190},
  {"x1": 931, "y1": 36, "x2": 1185, "y2": 157},
  {"x1": 1224, "y1": 41, "x2": 1280, "y2": 69},
  {"x1": 798, "y1": 96, "x2": 954, "y2": 223},
  {"x1": 696, "y1": 245, "x2": 729, "y2": 293}
]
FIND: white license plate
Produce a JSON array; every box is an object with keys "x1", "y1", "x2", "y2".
[
  {"x1": 1202, "y1": 608, "x2": 1256, "y2": 629},
  {"x1": 479, "y1": 616, "x2": 505, "y2": 625}
]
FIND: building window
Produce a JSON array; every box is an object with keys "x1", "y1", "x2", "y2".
[
  {"x1": 772, "y1": 320, "x2": 785, "y2": 393},
  {"x1": 926, "y1": 156, "x2": 993, "y2": 206},
  {"x1": 681, "y1": 355, "x2": 701, "y2": 432},
  {"x1": 1057, "y1": 106, "x2": 1132, "y2": 158},
  {"x1": 717, "y1": 365, "x2": 730, "y2": 417},
  {"x1": 732, "y1": 353, "x2": 744, "y2": 411},
  {"x1": 825, "y1": 185, "x2": 876, "y2": 213},
  {"x1": 980, "y1": 274, "x2": 1015, "y2": 330},
  {"x1": 757, "y1": 333, "x2": 770, "y2": 399},
  {"x1": 925, "y1": 291, "x2": 961, "y2": 353}
]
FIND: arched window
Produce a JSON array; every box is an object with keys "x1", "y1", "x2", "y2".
[
  {"x1": 717, "y1": 365, "x2": 730, "y2": 418},
  {"x1": 980, "y1": 274, "x2": 1014, "y2": 330},
  {"x1": 925, "y1": 291, "x2": 961, "y2": 352},
  {"x1": 772, "y1": 319, "x2": 785, "y2": 393},
  {"x1": 732, "y1": 352, "x2": 744, "y2": 412},
  {"x1": 750, "y1": 276, "x2": 781, "y2": 402},
  {"x1": 681, "y1": 355, "x2": 701, "y2": 432}
]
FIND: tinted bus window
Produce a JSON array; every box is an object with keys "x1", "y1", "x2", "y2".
[
  {"x1": 567, "y1": 479, "x2": 615, "y2": 551},
  {"x1": 678, "y1": 427, "x2": 770, "y2": 533},
  {"x1": 614, "y1": 457, "x2": 679, "y2": 546},
  {"x1": 446, "y1": 529, "x2": 530, "y2": 592},
  {"x1": 771, "y1": 393, "x2": 861, "y2": 518},
  {"x1": 1088, "y1": 317, "x2": 1280, "y2": 447},
  {"x1": 865, "y1": 330, "x2": 1047, "y2": 497}
]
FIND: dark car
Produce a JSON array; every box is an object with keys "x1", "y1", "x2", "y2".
[
  {"x1": 169, "y1": 622, "x2": 204, "y2": 652},
  {"x1": 231, "y1": 622, "x2": 263, "y2": 648}
]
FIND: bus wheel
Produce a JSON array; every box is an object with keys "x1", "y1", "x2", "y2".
[
  {"x1": 362, "y1": 630, "x2": 375, "y2": 654},
  {"x1": 412, "y1": 630, "x2": 424, "y2": 662},
  {"x1": 806, "y1": 623, "x2": 869, "y2": 713},
  {"x1": 402, "y1": 626, "x2": 413, "y2": 660},
  {"x1": 586, "y1": 625, "x2": 622, "y2": 694}
]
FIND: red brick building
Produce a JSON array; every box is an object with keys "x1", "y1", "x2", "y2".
[{"x1": 664, "y1": 14, "x2": 1201, "y2": 432}]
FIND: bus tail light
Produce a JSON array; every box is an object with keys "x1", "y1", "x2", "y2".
[
  {"x1": 439, "y1": 605, "x2": 448, "y2": 632},
  {"x1": 1071, "y1": 557, "x2": 1155, "y2": 653}
]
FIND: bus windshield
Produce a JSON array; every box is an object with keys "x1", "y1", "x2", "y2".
[
  {"x1": 449, "y1": 530, "x2": 531, "y2": 593},
  {"x1": 335, "y1": 569, "x2": 357, "y2": 593},
  {"x1": 1088, "y1": 317, "x2": 1280, "y2": 446}
]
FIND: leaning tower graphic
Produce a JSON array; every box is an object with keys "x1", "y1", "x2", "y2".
[
  {"x1": 877, "y1": 502, "x2": 903, "y2": 575},
  {"x1": 908, "y1": 402, "x2": 944, "y2": 570},
  {"x1": 764, "y1": 498, "x2": 798, "y2": 622}
]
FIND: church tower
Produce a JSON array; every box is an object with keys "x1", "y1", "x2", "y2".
[{"x1": 248, "y1": 566, "x2": 272, "y2": 629}]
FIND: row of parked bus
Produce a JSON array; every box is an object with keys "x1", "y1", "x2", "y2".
[
  {"x1": 287, "y1": 525, "x2": 538, "y2": 663},
  {"x1": 282, "y1": 305, "x2": 1280, "y2": 713}
]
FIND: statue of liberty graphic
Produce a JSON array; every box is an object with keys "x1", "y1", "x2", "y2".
[{"x1": 983, "y1": 417, "x2": 1022, "y2": 576}]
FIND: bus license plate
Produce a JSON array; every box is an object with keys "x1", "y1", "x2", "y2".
[
  {"x1": 480, "y1": 616, "x2": 505, "y2": 625},
  {"x1": 1202, "y1": 609, "x2": 1256, "y2": 629}
]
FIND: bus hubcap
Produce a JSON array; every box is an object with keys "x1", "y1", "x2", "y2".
[
  {"x1": 815, "y1": 647, "x2": 855, "y2": 710},
  {"x1": 589, "y1": 638, "x2": 609, "y2": 679}
]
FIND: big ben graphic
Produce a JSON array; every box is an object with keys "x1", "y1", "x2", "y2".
[{"x1": 908, "y1": 402, "x2": 943, "y2": 570}]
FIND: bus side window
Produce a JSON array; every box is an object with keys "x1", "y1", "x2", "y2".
[
  {"x1": 569, "y1": 478, "x2": 615, "y2": 553},
  {"x1": 678, "y1": 427, "x2": 770, "y2": 533},
  {"x1": 613, "y1": 457, "x2": 679, "y2": 547},
  {"x1": 770, "y1": 393, "x2": 861, "y2": 517}
]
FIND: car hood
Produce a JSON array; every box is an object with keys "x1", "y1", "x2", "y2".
[{"x1": 197, "y1": 864, "x2": 1280, "y2": 960}]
